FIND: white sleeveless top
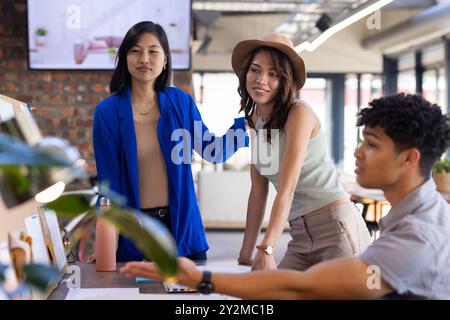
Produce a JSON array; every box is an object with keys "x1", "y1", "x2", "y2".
[{"x1": 253, "y1": 108, "x2": 348, "y2": 221}]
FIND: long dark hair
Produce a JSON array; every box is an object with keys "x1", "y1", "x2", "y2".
[
  {"x1": 110, "y1": 21, "x2": 172, "y2": 94},
  {"x1": 238, "y1": 47, "x2": 297, "y2": 143}
]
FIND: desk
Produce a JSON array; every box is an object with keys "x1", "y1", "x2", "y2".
[
  {"x1": 48, "y1": 260, "x2": 244, "y2": 300},
  {"x1": 48, "y1": 262, "x2": 166, "y2": 300}
]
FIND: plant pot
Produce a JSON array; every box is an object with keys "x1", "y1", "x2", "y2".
[
  {"x1": 108, "y1": 52, "x2": 116, "y2": 63},
  {"x1": 432, "y1": 172, "x2": 450, "y2": 194},
  {"x1": 35, "y1": 35, "x2": 47, "y2": 47}
]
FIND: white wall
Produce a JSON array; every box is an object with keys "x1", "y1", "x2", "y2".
[{"x1": 0, "y1": 198, "x2": 39, "y2": 243}]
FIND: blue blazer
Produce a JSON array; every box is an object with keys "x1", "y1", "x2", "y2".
[{"x1": 93, "y1": 86, "x2": 248, "y2": 261}]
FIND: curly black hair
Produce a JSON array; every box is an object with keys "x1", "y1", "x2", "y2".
[{"x1": 357, "y1": 93, "x2": 450, "y2": 177}]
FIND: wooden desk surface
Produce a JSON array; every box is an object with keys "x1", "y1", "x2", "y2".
[{"x1": 48, "y1": 262, "x2": 166, "y2": 300}]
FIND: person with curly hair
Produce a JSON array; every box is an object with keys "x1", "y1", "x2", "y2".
[{"x1": 122, "y1": 93, "x2": 450, "y2": 299}]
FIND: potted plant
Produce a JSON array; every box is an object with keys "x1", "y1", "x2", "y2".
[
  {"x1": 432, "y1": 154, "x2": 450, "y2": 194},
  {"x1": 34, "y1": 27, "x2": 48, "y2": 47}
]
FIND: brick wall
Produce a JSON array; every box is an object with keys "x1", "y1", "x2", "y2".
[{"x1": 0, "y1": 0, "x2": 193, "y2": 181}]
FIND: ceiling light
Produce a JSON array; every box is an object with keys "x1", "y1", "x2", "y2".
[
  {"x1": 193, "y1": 2, "x2": 296, "y2": 12},
  {"x1": 295, "y1": 0, "x2": 393, "y2": 52}
]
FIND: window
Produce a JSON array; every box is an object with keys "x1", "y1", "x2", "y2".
[
  {"x1": 423, "y1": 68, "x2": 439, "y2": 105},
  {"x1": 300, "y1": 78, "x2": 328, "y2": 150},
  {"x1": 192, "y1": 73, "x2": 329, "y2": 173},
  {"x1": 397, "y1": 70, "x2": 416, "y2": 94},
  {"x1": 192, "y1": 72, "x2": 246, "y2": 172},
  {"x1": 343, "y1": 74, "x2": 382, "y2": 174},
  {"x1": 397, "y1": 52, "x2": 416, "y2": 94},
  {"x1": 438, "y1": 67, "x2": 447, "y2": 113}
]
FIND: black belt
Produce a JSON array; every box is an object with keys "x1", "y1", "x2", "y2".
[{"x1": 141, "y1": 206, "x2": 169, "y2": 218}]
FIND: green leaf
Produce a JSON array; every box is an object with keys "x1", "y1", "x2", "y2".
[
  {"x1": 102, "y1": 207, "x2": 178, "y2": 278},
  {"x1": 0, "y1": 134, "x2": 84, "y2": 206},
  {"x1": 0, "y1": 134, "x2": 71, "y2": 167},
  {"x1": 44, "y1": 188, "x2": 178, "y2": 278},
  {"x1": 35, "y1": 28, "x2": 47, "y2": 36},
  {"x1": 0, "y1": 165, "x2": 31, "y2": 195},
  {"x1": 44, "y1": 193, "x2": 93, "y2": 218},
  {"x1": 22, "y1": 264, "x2": 59, "y2": 291},
  {"x1": 433, "y1": 154, "x2": 450, "y2": 173}
]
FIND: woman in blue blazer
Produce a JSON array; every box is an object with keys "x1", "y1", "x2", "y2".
[{"x1": 93, "y1": 21, "x2": 248, "y2": 262}]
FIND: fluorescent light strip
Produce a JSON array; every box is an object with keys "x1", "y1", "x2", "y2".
[
  {"x1": 294, "y1": 0, "x2": 393, "y2": 52},
  {"x1": 294, "y1": 41, "x2": 311, "y2": 52},
  {"x1": 193, "y1": 2, "x2": 296, "y2": 12}
]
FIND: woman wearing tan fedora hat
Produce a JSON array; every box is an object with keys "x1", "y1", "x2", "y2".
[{"x1": 233, "y1": 33, "x2": 372, "y2": 272}]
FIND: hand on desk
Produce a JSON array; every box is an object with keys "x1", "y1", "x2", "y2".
[
  {"x1": 251, "y1": 251, "x2": 277, "y2": 271},
  {"x1": 120, "y1": 257, "x2": 202, "y2": 290}
]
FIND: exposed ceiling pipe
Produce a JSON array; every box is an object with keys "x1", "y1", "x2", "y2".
[{"x1": 362, "y1": 1, "x2": 450, "y2": 54}]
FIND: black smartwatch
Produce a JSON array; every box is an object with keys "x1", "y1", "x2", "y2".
[{"x1": 197, "y1": 270, "x2": 214, "y2": 294}]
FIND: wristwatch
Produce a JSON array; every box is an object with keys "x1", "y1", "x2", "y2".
[
  {"x1": 197, "y1": 270, "x2": 214, "y2": 294},
  {"x1": 256, "y1": 244, "x2": 274, "y2": 255}
]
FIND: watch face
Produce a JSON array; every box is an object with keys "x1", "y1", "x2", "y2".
[
  {"x1": 265, "y1": 245, "x2": 274, "y2": 255},
  {"x1": 197, "y1": 271, "x2": 214, "y2": 294},
  {"x1": 197, "y1": 282, "x2": 214, "y2": 294}
]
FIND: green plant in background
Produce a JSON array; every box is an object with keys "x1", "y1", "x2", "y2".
[
  {"x1": 432, "y1": 154, "x2": 450, "y2": 173},
  {"x1": 107, "y1": 47, "x2": 118, "y2": 55},
  {"x1": 35, "y1": 28, "x2": 47, "y2": 36},
  {"x1": 0, "y1": 133, "x2": 178, "y2": 297}
]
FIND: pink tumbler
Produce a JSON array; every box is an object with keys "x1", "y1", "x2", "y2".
[{"x1": 95, "y1": 197, "x2": 117, "y2": 272}]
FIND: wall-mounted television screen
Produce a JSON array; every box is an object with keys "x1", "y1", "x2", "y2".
[{"x1": 27, "y1": 0, "x2": 191, "y2": 70}]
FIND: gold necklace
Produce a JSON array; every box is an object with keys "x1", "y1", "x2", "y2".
[{"x1": 133, "y1": 100, "x2": 155, "y2": 116}]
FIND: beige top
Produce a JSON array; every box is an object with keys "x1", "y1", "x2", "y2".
[{"x1": 134, "y1": 118, "x2": 168, "y2": 208}]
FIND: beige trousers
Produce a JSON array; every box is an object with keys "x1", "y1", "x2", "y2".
[{"x1": 278, "y1": 201, "x2": 372, "y2": 271}]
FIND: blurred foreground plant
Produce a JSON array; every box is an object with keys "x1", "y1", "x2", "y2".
[
  {"x1": 44, "y1": 186, "x2": 178, "y2": 279},
  {"x1": 0, "y1": 133, "x2": 178, "y2": 298}
]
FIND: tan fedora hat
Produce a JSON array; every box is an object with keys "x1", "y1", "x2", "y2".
[{"x1": 231, "y1": 32, "x2": 306, "y2": 90}]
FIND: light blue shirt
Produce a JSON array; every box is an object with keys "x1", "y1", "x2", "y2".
[{"x1": 361, "y1": 178, "x2": 450, "y2": 299}]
